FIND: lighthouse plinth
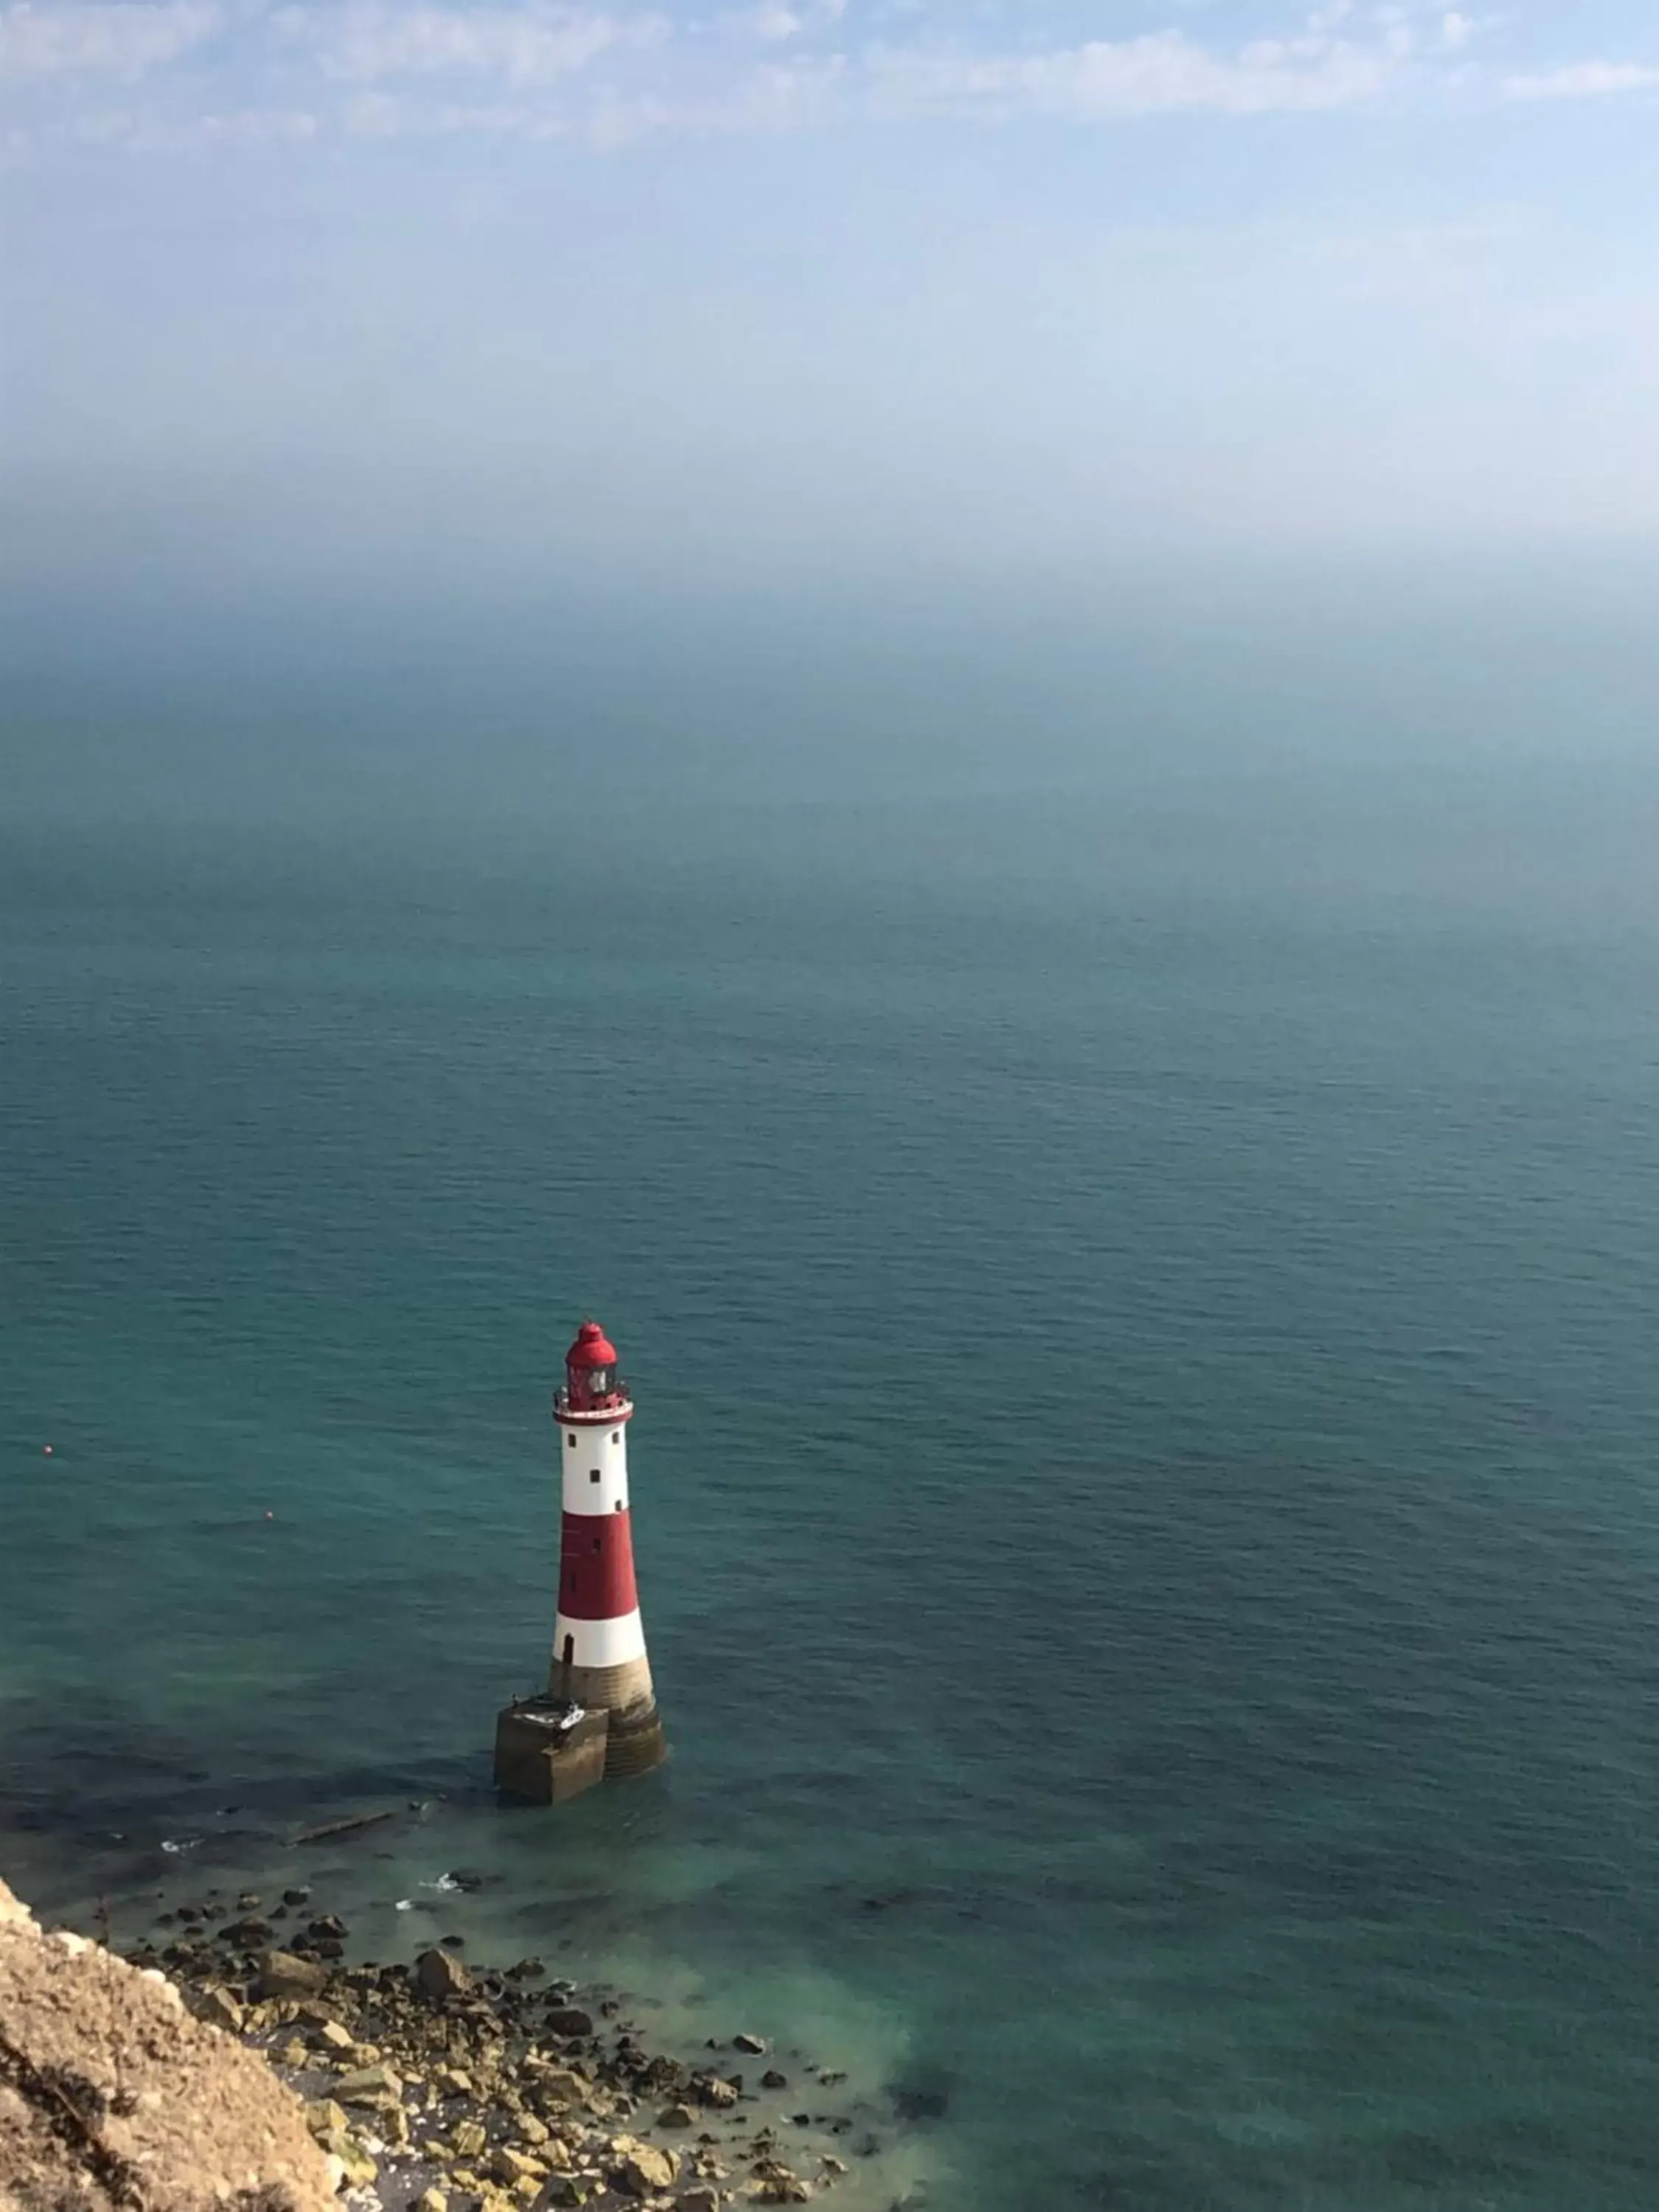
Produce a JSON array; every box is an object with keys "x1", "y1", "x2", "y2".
[{"x1": 493, "y1": 1319, "x2": 667, "y2": 1804}]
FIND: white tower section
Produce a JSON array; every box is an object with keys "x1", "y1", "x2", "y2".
[{"x1": 553, "y1": 1405, "x2": 648, "y2": 1674}]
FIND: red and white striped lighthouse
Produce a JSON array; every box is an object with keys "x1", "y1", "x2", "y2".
[
  {"x1": 494, "y1": 1317, "x2": 666, "y2": 1801},
  {"x1": 551, "y1": 1320, "x2": 655, "y2": 1717}
]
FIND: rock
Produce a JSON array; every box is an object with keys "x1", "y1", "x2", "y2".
[
  {"x1": 543, "y1": 2005, "x2": 594, "y2": 2037},
  {"x1": 678, "y1": 2191, "x2": 721, "y2": 2212},
  {"x1": 450, "y1": 2120, "x2": 488, "y2": 2160},
  {"x1": 308, "y1": 1913, "x2": 348, "y2": 1938},
  {"x1": 491, "y1": 2147, "x2": 548, "y2": 2185},
  {"x1": 437, "y1": 2065, "x2": 475, "y2": 2096},
  {"x1": 611, "y1": 2135, "x2": 678, "y2": 2197},
  {"x1": 221, "y1": 1916, "x2": 274, "y2": 1945},
  {"x1": 305, "y1": 2099, "x2": 350, "y2": 2139},
  {"x1": 506, "y1": 1956, "x2": 546, "y2": 1980},
  {"x1": 659, "y1": 2104, "x2": 695, "y2": 2129},
  {"x1": 282, "y1": 1888, "x2": 310, "y2": 1906},
  {"x1": 236, "y1": 1892, "x2": 262, "y2": 1910},
  {"x1": 414, "y1": 2193, "x2": 449, "y2": 2212},
  {"x1": 732, "y1": 2035, "x2": 767, "y2": 2056},
  {"x1": 819, "y1": 2154, "x2": 847, "y2": 2176},
  {"x1": 335, "y1": 2137, "x2": 378, "y2": 2189},
  {"x1": 257, "y1": 1947, "x2": 330, "y2": 1998},
  {"x1": 317, "y1": 2018, "x2": 356, "y2": 2050},
  {"x1": 691, "y1": 2074, "x2": 740, "y2": 2110},
  {"x1": 333, "y1": 2062, "x2": 404, "y2": 2108},
  {"x1": 191, "y1": 1984, "x2": 246, "y2": 2033},
  {"x1": 418, "y1": 1946, "x2": 473, "y2": 2000},
  {"x1": 532, "y1": 2066, "x2": 592, "y2": 2108},
  {"x1": 278, "y1": 2037, "x2": 310, "y2": 2068},
  {"x1": 748, "y1": 2162, "x2": 810, "y2": 2204},
  {"x1": 760, "y1": 2071, "x2": 787, "y2": 2091},
  {"x1": 517, "y1": 2112, "x2": 550, "y2": 2146}
]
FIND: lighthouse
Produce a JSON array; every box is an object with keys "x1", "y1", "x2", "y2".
[{"x1": 493, "y1": 1319, "x2": 667, "y2": 1804}]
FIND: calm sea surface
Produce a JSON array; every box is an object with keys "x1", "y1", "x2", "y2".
[{"x1": 4, "y1": 775, "x2": 1659, "y2": 2211}]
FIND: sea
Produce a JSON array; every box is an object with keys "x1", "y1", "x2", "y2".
[{"x1": 4, "y1": 763, "x2": 1659, "y2": 2212}]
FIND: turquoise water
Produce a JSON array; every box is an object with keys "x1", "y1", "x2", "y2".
[{"x1": 5, "y1": 775, "x2": 1659, "y2": 2210}]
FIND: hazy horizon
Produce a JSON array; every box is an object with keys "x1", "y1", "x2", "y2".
[{"x1": 6, "y1": 0, "x2": 1659, "y2": 819}]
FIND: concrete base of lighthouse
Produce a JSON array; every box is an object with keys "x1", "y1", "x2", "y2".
[
  {"x1": 493, "y1": 1698, "x2": 613, "y2": 1804},
  {"x1": 493, "y1": 1674, "x2": 667, "y2": 1805}
]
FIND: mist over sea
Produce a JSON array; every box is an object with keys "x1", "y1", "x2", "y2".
[{"x1": 5, "y1": 763, "x2": 1659, "y2": 2211}]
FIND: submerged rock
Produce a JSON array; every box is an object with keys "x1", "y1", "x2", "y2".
[{"x1": 220, "y1": 1915, "x2": 273, "y2": 1945}]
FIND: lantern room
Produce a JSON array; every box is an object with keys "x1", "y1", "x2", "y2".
[{"x1": 561, "y1": 1319, "x2": 625, "y2": 1415}]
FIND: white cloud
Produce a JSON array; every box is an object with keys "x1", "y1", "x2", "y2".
[
  {"x1": 724, "y1": 0, "x2": 845, "y2": 44},
  {"x1": 276, "y1": 2, "x2": 666, "y2": 86},
  {"x1": 1503, "y1": 59, "x2": 1659, "y2": 102},
  {"x1": 867, "y1": 27, "x2": 1400, "y2": 120},
  {"x1": 9, "y1": 0, "x2": 1639, "y2": 156},
  {"x1": 0, "y1": 1, "x2": 218, "y2": 81},
  {"x1": 199, "y1": 106, "x2": 318, "y2": 141},
  {"x1": 588, "y1": 49, "x2": 844, "y2": 139}
]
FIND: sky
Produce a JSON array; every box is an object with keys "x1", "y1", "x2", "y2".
[{"x1": 4, "y1": 1, "x2": 1659, "y2": 813}]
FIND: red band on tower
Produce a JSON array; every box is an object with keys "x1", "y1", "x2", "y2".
[{"x1": 558, "y1": 1508, "x2": 640, "y2": 1620}]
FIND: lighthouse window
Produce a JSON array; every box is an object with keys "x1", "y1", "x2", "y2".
[
  {"x1": 613, "y1": 1500, "x2": 623, "y2": 1512},
  {"x1": 592, "y1": 1535, "x2": 602, "y2": 1553},
  {"x1": 611, "y1": 1430, "x2": 619, "y2": 1444},
  {"x1": 589, "y1": 1468, "x2": 602, "y2": 1484},
  {"x1": 566, "y1": 1433, "x2": 576, "y2": 1450}
]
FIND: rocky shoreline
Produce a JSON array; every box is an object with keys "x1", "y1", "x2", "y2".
[{"x1": 113, "y1": 1885, "x2": 900, "y2": 2212}]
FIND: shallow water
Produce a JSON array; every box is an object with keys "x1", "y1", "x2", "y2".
[{"x1": 5, "y1": 776, "x2": 1659, "y2": 2211}]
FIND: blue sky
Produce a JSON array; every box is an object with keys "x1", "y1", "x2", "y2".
[{"x1": 4, "y1": 3, "x2": 1659, "y2": 812}]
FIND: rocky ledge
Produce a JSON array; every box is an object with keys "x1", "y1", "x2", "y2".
[
  {"x1": 115, "y1": 1893, "x2": 891, "y2": 2212},
  {"x1": 0, "y1": 1874, "x2": 338, "y2": 2212}
]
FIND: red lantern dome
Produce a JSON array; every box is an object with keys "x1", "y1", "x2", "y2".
[
  {"x1": 562, "y1": 1320, "x2": 624, "y2": 1415},
  {"x1": 566, "y1": 1320, "x2": 618, "y2": 1371}
]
